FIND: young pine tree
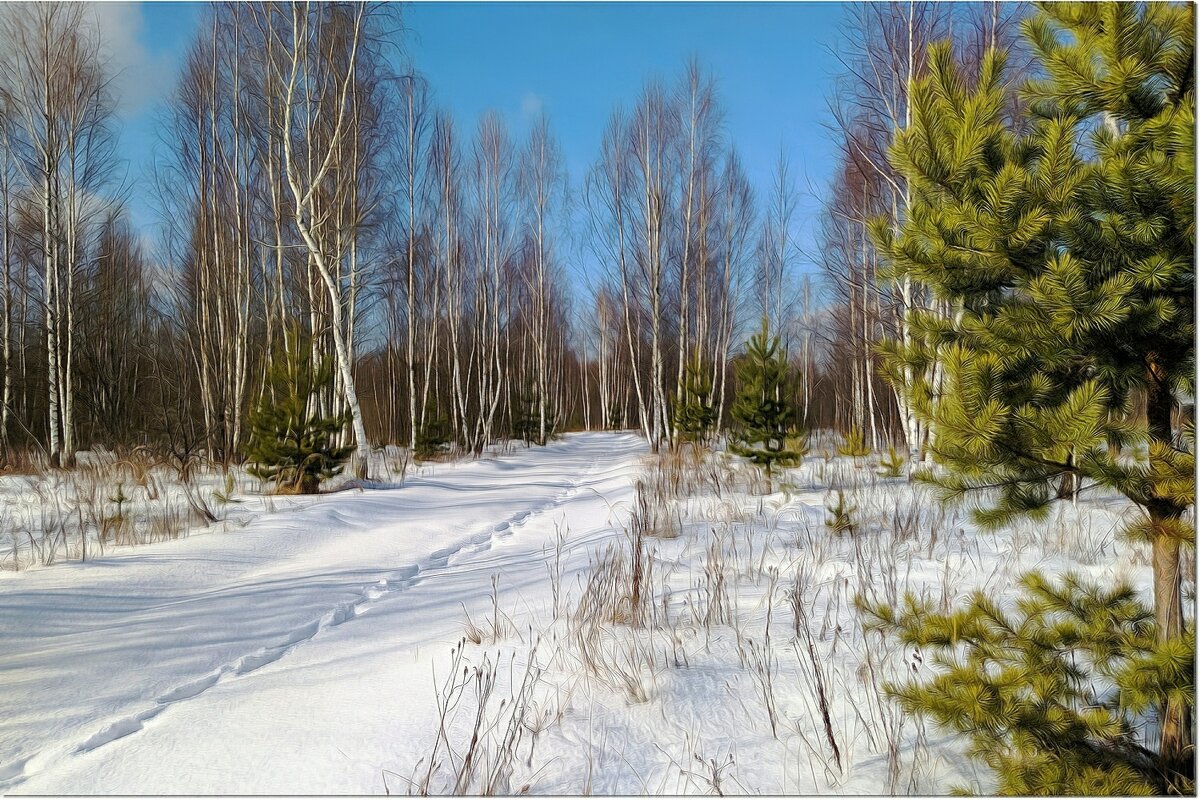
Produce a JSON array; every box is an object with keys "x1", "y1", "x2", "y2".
[
  {"x1": 862, "y1": 572, "x2": 1195, "y2": 795},
  {"x1": 246, "y1": 334, "x2": 352, "y2": 495},
  {"x1": 730, "y1": 321, "x2": 803, "y2": 491},
  {"x1": 512, "y1": 379, "x2": 555, "y2": 446},
  {"x1": 873, "y1": 3, "x2": 1194, "y2": 784},
  {"x1": 676, "y1": 357, "x2": 716, "y2": 445},
  {"x1": 512, "y1": 380, "x2": 540, "y2": 446},
  {"x1": 414, "y1": 416, "x2": 451, "y2": 460}
]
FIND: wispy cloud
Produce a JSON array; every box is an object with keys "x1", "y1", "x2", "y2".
[
  {"x1": 84, "y1": 3, "x2": 177, "y2": 118},
  {"x1": 520, "y1": 92, "x2": 544, "y2": 121}
]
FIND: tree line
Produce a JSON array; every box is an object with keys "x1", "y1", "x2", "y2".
[{"x1": 0, "y1": 1, "x2": 835, "y2": 470}]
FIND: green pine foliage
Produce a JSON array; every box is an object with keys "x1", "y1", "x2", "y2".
[
  {"x1": 837, "y1": 427, "x2": 871, "y2": 458},
  {"x1": 824, "y1": 489, "x2": 856, "y2": 536},
  {"x1": 785, "y1": 430, "x2": 811, "y2": 460},
  {"x1": 729, "y1": 321, "x2": 803, "y2": 491},
  {"x1": 606, "y1": 402, "x2": 623, "y2": 430},
  {"x1": 246, "y1": 340, "x2": 351, "y2": 495},
  {"x1": 108, "y1": 482, "x2": 129, "y2": 519},
  {"x1": 877, "y1": 445, "x2": 906, "y2": 478},
  {"x1": 870, "y1": 2, "x2": 1195, "y2": 781},
  {"x1": 676, "y1": 357, "x2": 717, "y2": 444},
  {"x1": 861, "y1": 573, "x2": 1195, "y2": 795},
  {"x1": 415, "y1": 414, "x2": 452, "y2": 460},
  {"x1": 873, "y1": 3, "x2": 1194, "y2": 532},
  {"x1": 512, "y1": 382, "x2": 556, "y2": 446},
  {"x1": 512, "y1": 382, "x2": 540, "y2": 446}
]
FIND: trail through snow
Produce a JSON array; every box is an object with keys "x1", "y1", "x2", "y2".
[{"x1": 0, "y1": 432, "x2": 647, "y2": 794}]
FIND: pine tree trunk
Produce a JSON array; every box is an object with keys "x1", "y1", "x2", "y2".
[{"x1": 1146, "y1": 361, "x2": 1191, "y2": 775}]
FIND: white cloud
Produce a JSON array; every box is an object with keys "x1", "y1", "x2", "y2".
[
  {"x1": 520, "y1": 92, "x2": 544, "y2": 121},
  {"x1": 84, "y1": 2, "x2": 176, "y2": 118}
]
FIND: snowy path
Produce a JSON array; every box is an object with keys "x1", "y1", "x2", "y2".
[{"x1": 0, "y1": 432, "x2": 646, "y2": 794}]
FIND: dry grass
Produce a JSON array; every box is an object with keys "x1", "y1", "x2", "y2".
[
  {"x1": 399, "y1": 637, "x2": 555, "y2": 795},
  {"x1": 0, "y1": 448, "x2": 243, "y2": 570}
]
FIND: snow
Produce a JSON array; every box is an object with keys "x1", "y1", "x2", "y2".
[
  {"x1": 0, "y1": 432, "x2": 646, "y2": 793},
  {"x1": 0, "y1": 432, "x2": 1158, "y2": 794}
]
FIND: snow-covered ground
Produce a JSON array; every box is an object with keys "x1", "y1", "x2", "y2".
[
  {"x1": 0, "y1": 432, "x2": 645, "y2": 793},
  {"x1": 0, "y1": 432, "x2": 1159, "y2": 794}
]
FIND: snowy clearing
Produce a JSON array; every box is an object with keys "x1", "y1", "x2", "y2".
[
  {"x1": 0, "y1": 432, "x2": 1160, "y2": 794},
  {"x1": 0, "y1": 432, "x2": 645, "y2": 793}
]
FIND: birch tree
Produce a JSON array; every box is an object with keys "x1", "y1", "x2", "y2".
[
  {"x1": 264, "y1": 2, "x2": 373, "y2": 475},
  {"x1": 518, "y1": 114, "x2": 564, "y2": 445},
  {"x1": 0, "y1": 2, "x2": 117, "y2": 467}
]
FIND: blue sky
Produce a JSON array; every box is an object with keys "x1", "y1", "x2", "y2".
[{"x1": 116, "y1": 1, "x2": 846, "y2": 278}]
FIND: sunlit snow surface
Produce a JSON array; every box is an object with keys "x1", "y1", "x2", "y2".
[
  {"x1": 0, "y1": 432, "x2": 1155, "y2": 794},
  {"x1": 0, "y1": 433, "x2": 644, "y2": 793}
]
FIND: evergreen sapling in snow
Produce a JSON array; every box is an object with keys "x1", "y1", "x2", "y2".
[
  {"x1": 415, "y1": 413, "x2": 452, "y2": 460},
  {"x1": 512, "y1": 380, "x2": 556, "y2": 446},
  {"x1": 246, "y1": 337, "x2": 352, "y2": 495},
  {"x1": 837, "y1": 426, "x2": 871, "y2": 459},
  {"x1": 862, "y1": 572, "x2": 1195, "y2": 795},
  {"x1": 676, "y1": 357, "x2": 717, "y2": 444},
  {"x1": 729, "y1": 321, "x2": 803, "y2": 491},
  {"x1": 512, "y1": 380, "x2": 540, "y2": 446}
]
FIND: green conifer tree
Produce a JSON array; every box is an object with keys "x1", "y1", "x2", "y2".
[
  {"x1": 512, "y1": 380, "x2": 540, "y2": 446},
  {"x1": 862, "y1": 572, "x2": 1195, "y2": 795},
  {"x1": 729, "y1": 321, "x2": 802, "y2": 491},
  {"x1": 246, "y1": 332, "x2": 351, "y2": 495},
  {"x1": 512, "y1": 380, "x2": 555, "y2": 446},
  {"x1": 872, "y1": 2, "x2": 1194, "y2": 780},
  {"x1": 414, "y1": 414, "x2": 451, "y2": 460},
  {"x1": 676, "y1": 357, "x2": 716, "y2": 445}
]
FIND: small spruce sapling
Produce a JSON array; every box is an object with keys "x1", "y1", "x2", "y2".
[
  {"x1": 676, "y1": 357, "x2": 717, "y2": 445},
  {"x1": 415, "y1": 414, "x2": 452, "y2": 460},
  {"x1": 213, "y1": 473, "x2": 240, "y2": 508},
  {"x1": 825, "y1": 490, "x2": 856, "y2": 536},
  {"x1": 729, "y1": 321, "x2": 803, "y2": 492},
  {"x1": 246, "y1": 335, "x2": 351, "y2": 495},
  {"x1": 877, "y1": 445, "x2": 905, "y2": 478},
  {"x1": 872, "y1": 5, "x2": 1196, "y2": 762},
  {"x1": 108, "y1": 482, "x2": 129, "y2": 520},
  {"x1": 512, "y1": 382, "x2": 556, "y2": 446},
  {"x1": 606, "y1": 402, "x2": 623, "y2": 431},
  {"x1": 512, "y1": 381, "x2": 540, "y2": 446}
]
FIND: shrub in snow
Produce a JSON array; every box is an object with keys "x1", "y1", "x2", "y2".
[
  {"x1": 837, "y1": 427, "x2": 871, "y2": 459},
  {"x1": 676, "y1": 357, "x2": 716, "y2": 445},
  {"x1": 877, "y1": 445, "x2": 905, "y2": 478},
  {"x1": 824, "y1": 489, "x2": 856, "y2": 536},
  {"x1": 872, "y1": 2, "x2": 1195, "y2": 769},
  {"x1": 511, "y1": 380, "x2": 557, "y2": 446}
]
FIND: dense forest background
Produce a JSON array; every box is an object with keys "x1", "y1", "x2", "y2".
[{"x1": 0, "y1": 1, "x2": 1042, "y2": 469}]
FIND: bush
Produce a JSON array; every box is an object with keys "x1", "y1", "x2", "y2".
[
  {"x1": 511, "y1": 383, "x2": 556, "y2": 446},
  {"x1": 860, "y1": 572, "x2": 1195, "y2": 795},
  {"x1": 824, "y1": 489, "x2": 856, "y2": 535},
  {"x1": 729, "y1": 321, "x2": 803, "y2": 491},
  {"x1": 676, "y1": 358, "x2": 716, "y2": 444}
]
